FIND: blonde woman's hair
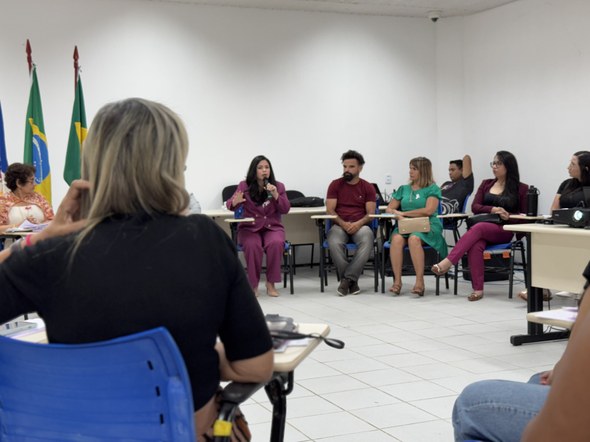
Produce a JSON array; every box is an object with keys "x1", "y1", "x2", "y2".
[
  {"x1": 409, "y1": 156, "x2": 435, "y2": 189},
  {"x1": 74, "y1": 98, "x2": 189, "y2": 250}
]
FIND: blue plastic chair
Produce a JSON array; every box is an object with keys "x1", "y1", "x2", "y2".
[
  {"x1": 318, "y1": 215, "x2": 380, "y2": 293},
  {"x1": 0, "y1": 327, "x2": 196, "y2": 441},
  {"x1": 380, "y1": 203, "x2": 447, "y2": 295}
]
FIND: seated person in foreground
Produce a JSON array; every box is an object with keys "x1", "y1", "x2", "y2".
[
  {"x1": 326, "y1": 149, "x2": 376, "y2": 296},
  {"x1": 440, "y1": 154, "x2": 474, "y2": 216},
  {"x1": 0, "y1": 162, "x2": 54, "y2": 232},
  {"x1": 518, "y1": 150, "x2": 590, "y2": 302},
  {"x1": 386, "y1": 156, "x2": 448, "y2": 296},
  {"x1": 0, "y1": 98, "x2": 273, "y2": 442},
  {"x1": 453, "y1": 260, "x2": 590, "y2": 442}
]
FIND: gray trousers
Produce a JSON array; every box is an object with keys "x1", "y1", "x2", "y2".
[{"x1": 327, "y1": 225, "x2": 374, "y2": 282}]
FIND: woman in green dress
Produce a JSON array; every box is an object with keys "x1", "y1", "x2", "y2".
[{"x1": 386, "y1": 157, "x2": 448, "y2": 296}]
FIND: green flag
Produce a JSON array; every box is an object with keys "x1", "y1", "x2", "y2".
[
  {"x1": 24, "y1": 65, "x2": 52, "y2": 204},
  {"x1": 64, "y1": 76, "x2": 87, "y2": 185}
]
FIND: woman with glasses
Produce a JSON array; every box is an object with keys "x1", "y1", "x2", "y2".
[
  {"x1": 0, "y1": 163, "x2": 53, "y2": 233},
  {"x1": 431, "y1": 151, "x2": 528, "y2": 301}
]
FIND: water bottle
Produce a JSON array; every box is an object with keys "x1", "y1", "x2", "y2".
[
  {"x1": 526, "y1": 185, "x2": 539, "y2": 216},
  {"x1": 234, "y1": 204, "x2": 244, "y2": 219}
]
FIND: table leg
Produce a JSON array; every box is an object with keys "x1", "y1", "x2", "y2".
[
  {"x1": 265, "y1": 371, "x2": 293, "y2": 442},
  {"x1": 510, "y1": 231, "x2": 571, "y2": 345}
]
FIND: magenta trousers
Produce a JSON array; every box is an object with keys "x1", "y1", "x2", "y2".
[
  {"x1": 238, "y1": 229, "x2": 285, "y2": 288},
  {"x1": 447, "y1": 222, "x2": 514, "y2": 291}
]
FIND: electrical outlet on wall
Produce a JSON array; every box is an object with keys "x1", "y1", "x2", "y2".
[{"x1": 385, "y1": 174, "x2": 392, "y2": 185}]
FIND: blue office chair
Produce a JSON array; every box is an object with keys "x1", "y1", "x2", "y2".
[
  {"x1": 224, "y1": 188, "x2": 295, "y2": 295},
  {"x1": 0, "y1": 327, "x2": 196, "y2": 440},
  {"x1": 227, "y1": 222, "x2": 295, "y2": 295},
  {"x1": 380, "y1": 203, "x2": 447, "y2": 295},
  {"x1": 318, "y1": 215, "x2": 380, "y2": 293},
  {"x1": 458, "y1": 236, "x2": 527, "y2": 298}
]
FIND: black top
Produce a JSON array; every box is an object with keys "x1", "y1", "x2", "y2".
[
  {"x1": 440, "y1": 174, "x2": 474, "y2": 215},
  {"x1": 0, "y1": 213, "x2": 273, "y2": 410},
  {"x1": 557, "y1": 178, "x2": 587, "y2": 208}
]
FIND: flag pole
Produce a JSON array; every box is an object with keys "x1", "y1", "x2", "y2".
[
  {"x1": 73, "y1": 46, "x2": 79, "y2": 88},
  {"x1": 26, "y1": 39, "x2": 32, "y2": 75}
]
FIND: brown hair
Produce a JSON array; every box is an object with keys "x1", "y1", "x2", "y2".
[
  {"x1": 409, "y1": 157, "x2": 434, "y2": 188},
  {"x1": 4, "y1": 163, "x2": 35, "y2": 191}
]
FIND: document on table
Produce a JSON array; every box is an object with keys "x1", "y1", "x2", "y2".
[
  {"x1": 273, "y1": 338, "x2": 312, "y2": 353},
  {"x1": 533, "y1": 307, "x2": 578, "y2": 322}
]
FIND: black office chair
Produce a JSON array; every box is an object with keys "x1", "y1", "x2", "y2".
[
  {"x1": 222, "y1": 185, "x2": 238, "y2": 204},
  {"x1": 223, "y1": 185, "x2": 295, "y2": 294},
  {"x1": 286, "y1": 190, "x2": 304, "y2": 200}
]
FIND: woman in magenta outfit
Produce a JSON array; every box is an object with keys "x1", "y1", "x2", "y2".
[
  {"x1": 226, "y1": 155, "x2": 290, "y2": 297},
  {"x1": 432, "y1": 150, "x2": 528, "y2": 301}
]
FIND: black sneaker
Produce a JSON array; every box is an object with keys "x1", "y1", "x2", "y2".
[
  {"x1": 349, "y1": 279, "x2": 361, "y2": 295},
  {"x1": 337, "y1": 279, "x2": 349, "y2": 296}
]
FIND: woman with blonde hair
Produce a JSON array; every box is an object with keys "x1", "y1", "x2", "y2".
[
  {"x1": 0, "y1": 98, "x2": 273, "y2": 441},
  {"x1": 386, "y1": 157, "x2": 447, "y2": 296}
]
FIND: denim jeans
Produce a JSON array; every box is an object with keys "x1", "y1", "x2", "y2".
[
  {"x1": 452, "y1": 374, "x2": 549, "y2": 442},
  {"x1": 326, "y1": 224, "x2": 374, "y2": 282}
]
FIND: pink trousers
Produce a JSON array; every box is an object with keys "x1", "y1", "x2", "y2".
[
  {"x1": 447, "y1": 222, "x2": 514, "y2": 291},
  {"x1": 238, "y1": 229, "x2": 285, "y2": 288}
]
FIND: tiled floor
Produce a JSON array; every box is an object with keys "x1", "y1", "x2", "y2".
[{"x1": 247, "y1": 267, "x2": 572, "y2": 441}]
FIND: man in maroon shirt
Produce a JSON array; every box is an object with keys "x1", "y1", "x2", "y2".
[{"x1": 326, "y1": 150, "x2": 376, "y2": 296}]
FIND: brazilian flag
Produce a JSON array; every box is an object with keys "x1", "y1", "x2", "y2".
[
  {"x1": 24, "y1": 66, "x2": 51, "y2": 204},
  {"x1": 64, "y1": 75, "x2": 87, "y2": 185}
]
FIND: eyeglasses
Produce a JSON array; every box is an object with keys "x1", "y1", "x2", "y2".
[{"x1": 490, "y1": 161, "x2": 504, "y2": 168}]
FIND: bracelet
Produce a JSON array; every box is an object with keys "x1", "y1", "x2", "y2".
[{"x1": 24, "y1": 234, "x2": 33, "y2": 247}]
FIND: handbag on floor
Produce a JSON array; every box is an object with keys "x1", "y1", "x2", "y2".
[{"x1": 398, "y1": 217, "x2": 430, "y2": 234}]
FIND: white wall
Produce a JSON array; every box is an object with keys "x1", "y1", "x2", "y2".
[
  {"x1": 450, "y1": 0, "x2": 590, "y2": 211},
  {"x1": 0, "y1": 0, "x2": 436, "y2": 209},
  {"x1": 4, "y1": 0, "x2": 590, "y2": 212}
]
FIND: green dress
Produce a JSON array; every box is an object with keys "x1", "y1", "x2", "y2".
[{"x1": 391, "y1": 184, "x2": 448, "y2": 258}]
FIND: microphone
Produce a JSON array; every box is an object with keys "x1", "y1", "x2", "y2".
[{"x1": 263, "y1": 178, "x2": 273, "y2": 200}]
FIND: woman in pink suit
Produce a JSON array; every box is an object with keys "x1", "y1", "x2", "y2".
[{"x1": 226, "y1": 155, "x2": 290, "y2": 297}]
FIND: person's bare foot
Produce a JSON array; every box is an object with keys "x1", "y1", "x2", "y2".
[{"x1": 266, "y1": 282, "x2": 280, "y2": 297}]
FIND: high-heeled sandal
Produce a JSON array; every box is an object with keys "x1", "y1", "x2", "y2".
[
  {"x1": 411, "y1": 286, "x2": 425, "y2": 297},
  {"x1": 389, "y1": 282, "x2": 402, "y2": 295},
  {"x1": 467, "y1": 292, "x2": 484, "y2": 301},
  {"x1": 431, "y1": 264, "x2": 449, "y2": 276}
]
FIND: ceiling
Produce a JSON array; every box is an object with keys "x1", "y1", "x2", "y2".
[{"x1": 150, "y1": 0, "x2": 521, "y2": 18}]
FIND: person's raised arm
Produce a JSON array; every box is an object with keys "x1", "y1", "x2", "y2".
[{"x1": 462, "y1": 154, "x2": 473, "y2": 179}]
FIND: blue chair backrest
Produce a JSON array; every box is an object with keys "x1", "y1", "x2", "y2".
[{"x1": 0, "y1": 327, "x2": 196, "y2": 441}]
